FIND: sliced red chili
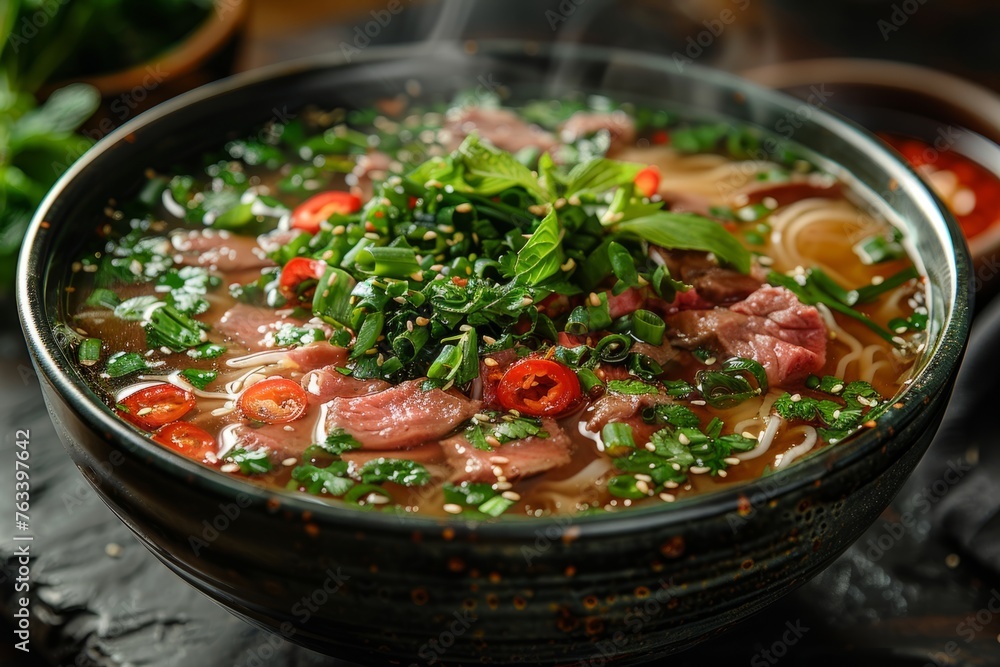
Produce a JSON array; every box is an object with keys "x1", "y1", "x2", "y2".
[
  {"x1": 634, "y1": 165, "x2": 661, "y2": 198},
  {"x1": 279, "y1": 257, "x2": 326, "y2": 302},
  {"x1": 290, "y1": 191, "x2": 362, "y2": 234},
  {"x1": 496, "y1": 358, "x2": 582, "y2": 418},
  {"x1": 238, "y1": 377, "x2": 309, "y2": 424},
  {"x1": 118, "y1": 383, "x2": 195, "y2": 430},
  {"x1": 152, "y1": 422, "x2": 217, "y2": 463}
]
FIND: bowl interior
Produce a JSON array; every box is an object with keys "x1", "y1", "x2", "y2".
[{"x1": 17, "y1": 42, "x2": 973, "y2": 534}]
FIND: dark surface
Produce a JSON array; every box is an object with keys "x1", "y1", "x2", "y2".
[{"x1": 2, "y1": 294, "x2": 1000, "y2": 667}]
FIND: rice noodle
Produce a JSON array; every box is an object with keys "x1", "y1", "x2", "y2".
[
  {"x1": 774, "y1": 426, "x2": 818, "y2": 470},
  {"x1": 738, "y1": 414, "x2": 782, "y2": 461},
  {"x1": 136, "y1": 373, "x2": 234, "y2": 400},
  {"x1": 226, "y1": 349, "x2": 291, "y2": 368}
]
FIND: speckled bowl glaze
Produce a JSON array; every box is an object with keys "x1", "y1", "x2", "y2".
[{"x1": 18, "y1": 43, "x2": 972, "y2": 666}]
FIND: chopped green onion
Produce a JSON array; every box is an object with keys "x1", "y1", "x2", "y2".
[
  {"x1": 593, "y1": 333, "x2": 631, "y2": 362},
  {"x1": 631, "y1": 309, "x2": 665, "y2": 345},
  {"x1": 180, "y1": 368, "x2": 217, "y2": 390},
  {"x1": 78, "y1": 338, "x2": 102, "y2": 366},
  {"x1": 145, "y1": 305, "x2": 207, "y2": 353},
  {"x1": 105, "y1": 351, "x2": 147, "y2": 378},
  {"x1": 601, "y1": 422, "x2": 637, "y2": 456},
  {"x1": 188, "y1": 342, "x2": 226, "y2": 359},
  {"x1": 478, "y1": 495, "x2": 515, "y2": 517},
  {"x1": 350, "y1": 312, "x2": 385, "y2": 360},
  {"x1": 586, "y1": 291, "x2": 612, "y2": 331},
  {"x1": 358, "y1": 246, "x2": 421, "y2": 279},
  {"x1": 84, "y1": 288, "x2": 120, "y2": 310},
  {"x1": 312, "y1": 266, "x2": 356, "y2": 328},
  {"x1": 854, "y1": 234, "x2": 905, "y2": 264},
  {"x1": 576, "y1": 367, "x2": 605, "y2": 394},
  {"x1": 608, "y1": 475, "x2": 648, "y2": 499},
  {"x1": 114, "y1": 295, "x2": 159, "y2": 321}
]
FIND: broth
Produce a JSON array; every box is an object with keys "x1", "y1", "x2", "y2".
[{"x1": 64, "y1": 97, "x2": 925, "y2": 518}]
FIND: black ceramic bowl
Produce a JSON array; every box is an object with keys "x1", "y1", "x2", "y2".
[{"x1": 17, "y1": 43, "x2": 972, "y2": 666}]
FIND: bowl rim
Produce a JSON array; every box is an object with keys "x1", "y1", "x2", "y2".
[{"x1": 17, "y1": 40, "x2": 974, "y2": 539}]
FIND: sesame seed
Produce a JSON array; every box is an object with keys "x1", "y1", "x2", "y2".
[
  {"x1": 831, "y1": 384, "x2": 844, "y2": 394},
  {"x1": 871, "y1": 275, "x2": 884, "y2": 285},
  {"x1": 690, "y1": 466, "x2": 710, "y2": 475},
  {"x1": 790, "y1": 394, "x2": 801, "y2": 402},
  {"x1": 645, "y1": 442, "x2": 656, "y2": 452},
  {"x1": 282, "y1": 457, "x2": 297, "y2": 467},
  {"x1": 406, "y1": 320, "x2": 415, "y2": 332},
  {"x1": 634, "y1": 474, "x2": 653, "y2": 483},
  {"x1": 485, "y1": 435, "x2": 502, "y2": 448},
  {"x1": 491, "y1": 466, "x2": 505, "y2": 477},
  {"x1": 496, "y1": 481, "x2": 513, "y2": 491},
  {"x1": 489, "y1": 456, "x2": 510, "y2": 464},
  {"x1": 723, "y1": 457, "x2": 741, "y2": 465},
  {"x1": 105, "y1": 543, "x2": 123, "y2": 558},
  {"x1": 717, "y1": 469, "x2": 728, "y2": 478},
  {"x1": 136, "y1": 407, "x2": 153, "y2": 416},
  {"x1": 741, "y1": 431, "x2": 756, "y2": 439},
  {"x1": 690, "y1": 400, "x2": 706, "y2": 406},
  {"x1": 423, "y1": 230, "x2": 438, "y2": 241},
  {"x1": 364, "y1": 232, "x2": 379, "y2": 240},
  {"x1": 664, "y1": 481, "x2": 679, "y2": 489},
  {"x1": 671, "y1": 463, "x2": 681, "y2": 471},
  {"x1": 560, "y1": 258, "x2": 576, "y2": 272},
  {"x1": 659, "y1": 493, "x2": 676, "y2": 502},
  {"x1": 415, "y1": 316, "x2": 430, "y2": 326},
  {"x1": 221, "y1": 463, "x2": 239, "y2": 473},
  {"x1": 409, "y1": 271, "x2": 424, "y2": 282},
  {"x1": 832, "y1": 409, "x2": 841, "y2": 420},
  {"x1": 332, "y1": 225, "x2": 346, "y2": 235},
  {"x1": 678, "y1": 433, "x2": 690, "y2": 445},
  {"x1": 443, "y1": 503, "x2": 463, "y2": 514},
  {"x1": 459, "y1": 324, "x2": 473, "y2": 332},
  {"x1": 501, "y1": 491, "x2": 520, "y2": 501},
  {"x1": 635, "y1": 480, "x2": 651, "y2": 494},
  {"x1": 704, "y1": 357, "x2": 717, "y2": 365},
  {"x1": 393, "y1": 296, "x2": 407, "y2": 304},
  {"x1": 455, "y1": 203, "x2": 473, "y2": 213},
  {"x1": 484, "y1": 357, "x2": 499, "y2": 367},
  {"x1": 521, "y1": 296, "x2": 533, "y2": 307},
  {"x1": 588, "y1": 292, "x2": 601, "y2": 307},
  {"x1": 482, "y1": 335, "x2": 497, "y2": 345}
]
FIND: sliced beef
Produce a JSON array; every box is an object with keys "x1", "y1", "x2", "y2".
[
  {"x1": 667, "y1": 286, "x2": 827, "y2": 385},
  {"x1": 630, "y1": 340, "x2": 678, "y2": 367},
  {"x1": 221, "y1": 423, "x2": 302, "y2": 461},
  {"x1": 605, "y1": 286, "x2": 647, "y2": 319},
  {"x1": 286, "y1": 343, "x2": 349, "y2": 372},
  {"x1": 442, "y1": 420, "x2": 573, "y2": 483},
  {"x1": 324, "y1": 380, "x2": 481, "y2": 450},
  {"x1": 217, "y1": 303, "x2": 310, "y2": 352},
  {"x1": 171, "y1": 229, "x2": 272, "y2": 273},
  {"x1": 560, "y1": 111, "x2": 636, "y2": 155},
  {"x1": 739, "y1": 176, "x2": 842, "y2": 208},
  {"x1": 653, "y1": 249, "x2": 763, "y2": 306},
  {"x1": 444, "y1": 106, "x2": 558, "y2": 154},
  {"x1": 585, "y1": 392, "x2": 675, "y2": 433},
  {"x1": 302, "y1": 366, "x2": 389, "y2": 405},
  {"x1": 351, "y1": 150, "x2": 394, "y2": 200}
]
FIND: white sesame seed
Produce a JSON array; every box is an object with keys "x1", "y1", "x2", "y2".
[
  {"x1": 790, "y1": 393, "x2": 801, "y2": 402},
  {"x1": 741, "y1": 431, "x2": 756, "y2": 439},
  {"x1": 423, "y1": 230, "x2": 438, "y2": 241},
  {"x1": 645, "y1": 442, "x2": 657, "y2": 452},
  {"x1": 443, "y1": 503, "x2": 463, "y2": 514},
  {"x1": 282, "y1": 457, "x2": 297, "y2": 467},
  {"x1": 690, "y1": 400, "x2": 707, "y2": 406},
  {"x1": 484, "y1": 357, "x2": 499, "y2": 367},
  {"x1": 496, "y1": 481, "x2": 513, "y2": 491},
  {"x1": 831, "y1": 384, "x2": 844, "y2": 394},
  {"x1": 489, "y1": 455, "x2": 510, "y2": 464},
  {"x1": 664, "y1": 481, "x2": 679, "y2": 489},
  {"x1": 221, "y1": 463, "x2": 239, "y2": 473},
  {"x1": 690, "y1": 466, "x2": 710, "y2": 475},
  {"x1": 704, "y1": 357, "x2": 717, "y2": 365},
  {"x1": 635, "y1": 480, "x2": 651, "y2": 494},
  {"x1": 501, "y1": 491, "x2": 521, "y2": 501},
  {"x1": 634, "y1": 474, "x2": 653, "y2": 483},
  {"x1": 718, "y1": 469, "x2": 728, "y2": 477},
  {"x1": 659, "y1": 493, "x2": 676, "y2": 502},
  {"x1": 723, "y1": 457, "x2": 741, "y2": 465},
  {"x1": 678, "y1": 433, "x2": 691, "y2": 445}
]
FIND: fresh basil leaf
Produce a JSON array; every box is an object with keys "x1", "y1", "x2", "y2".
[
  {"x1": 615, "y1": 211, "x2": 752, "y2": 274},
  {"x1": 457, "y1": 134, "x2": 550, "y2": 201},
  {"x1": 514, "y1": 208, "x2": 563, "y2": 285},
  {"x1": 564, "y1": 158, "x2": 642, "y2": 197}
]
